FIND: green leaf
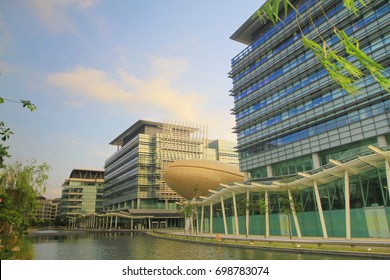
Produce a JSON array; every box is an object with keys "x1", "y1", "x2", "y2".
[
  {"x1": 335, "y1": 29, "x2": 390, "y2": 92},
  {"x1": 272, "y1": 0, "x2": 281, "y2": 23},
  {"x1": 283, "y1": 0, "x2": 289, "y2": 18},
  {"x1": 264, "y1": 2, "x2": 277, "y2": 25},
  {"x1": 344, "y1": 0, "x2": 369, "y2": 15},
  {"x1": 302, "y1": 35, "x2": 362, "y2": 94},
  {"x1": 301, "y1": 36, "x2": 323, "y2": 55},
  {"x1": 328, "y1": 51, "x2": 363, "y2": 79},
  {"x1": 20, "y1": 100, "x2": 37, "y2": 112},
  {"x1": 253, "y1": 0, "x2": 298, "y2": 24}
]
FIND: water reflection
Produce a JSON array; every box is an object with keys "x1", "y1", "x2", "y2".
[{"x1": 32, "y1": 232, "x2": 367, "y2": 260}]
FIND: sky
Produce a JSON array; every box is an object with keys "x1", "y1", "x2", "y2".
[{"x1": 1, "y1": 0, "x2": 265, "y2": 199}]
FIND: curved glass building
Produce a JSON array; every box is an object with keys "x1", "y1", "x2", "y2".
[{"x1": 196, "y1": 0, "x2": 390, "y2": 239}]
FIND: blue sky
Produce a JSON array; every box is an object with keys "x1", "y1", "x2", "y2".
[{"x1": 1, "y1": 0, "x2": 265, "y2": 198}]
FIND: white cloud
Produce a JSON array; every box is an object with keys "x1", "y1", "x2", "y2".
[
  {"x1": 27, "y1": 0, "x2": 100, "y2": 33},
  {"x1": 47, "y1": 67, "x2": 129, "y2": 103},
  {"x1": 46, "y1": 56, "x2": 206, "y2": 121}
]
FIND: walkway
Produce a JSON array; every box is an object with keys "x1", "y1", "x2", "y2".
[{"x1": 151, "y1": 229, "x2": 390, "y2": 258}]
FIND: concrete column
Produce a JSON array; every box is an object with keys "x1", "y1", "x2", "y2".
[
  {"x1": 345, "y1": 170, "x2": 351, "y2": 240},
  {"x1": 288, "y1": 190, "x2": 302, "y2": 238},
  {"x1": 115, "y1": 216, "x2": 118, "y2": 229},
  {"x1": 195, "y1": 204, "x2": 199, "y2": 235},
  {"x1": 221, "y1": 196, "x2": 228, "y2": 235},
  {"x1": 386, "y1": 159, "x2": 390, "y2": 202},
  {"x1": 377, "y1": 135, "x2": 387, "y2": 147},
  {"x1": 246, "y1": 189, "x2": 250, "y2": 238},
  {"x1": 209, "y1": 202, "x2": 213, "y2": 235},
  {"x1": 267, "y1": 165, "x2": 273, "y2": 177},
  {"x1": 232, "y1": 191, "x2": 239, "y2": 236},
  {"x1": 313, "y1": 181, "x2": 328, "y2": 239},
  {"x1": 265, "y1": 190, "x2": 270, "y2": 238},
  {"x1": 312, "y1": 153, "x2": 321, "y2": 169},
  {"x1": 200, "y1": 205, "x2": 204, "y2": 234}
]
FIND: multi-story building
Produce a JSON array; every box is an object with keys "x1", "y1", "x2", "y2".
[
  {"x1": 207, "y1": 139, "x2": 239, "y2": 165},
  {"x1": 196, "y1": 0, "x2": 390, "y2": 239},
  {"x1": 35, "y1": 196, "x2": 60, "y2": 224},
  {"x1": 60, "y1": 169, "x2": 104, "y2": 216},
  {"x1": 103, "y1": 119, "x2": 238, "y2": 229}
]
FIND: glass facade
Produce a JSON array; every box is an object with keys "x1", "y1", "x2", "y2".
[
  {"x1": 199, "y1": 161, "x2": 390, "y2": 238},
  {"x1": 103, "y1": 120, "x2": 239, "y2": 230},
  {"x1": 103, "y1": 120, "x2": 208, "y2": 212},
  {"x1": 230, "y1": 0, "x2": 390, "y2": 174},
  {"x1": 103, "y1": 120, "x2": 239, "y2": 212},
  {"x1": 60, "y1": 169, "x2": 104, "y2": 216},
  {"x1": 207, "y1": 139, "x2": 239, "y2": 165},
  {"x1": 194, "y1": 0, "x2": 390, "y2": 239}
]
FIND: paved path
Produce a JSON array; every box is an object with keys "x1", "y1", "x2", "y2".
[{"x1": 153, "y1": 229, "x2": 390, "y2": 247}]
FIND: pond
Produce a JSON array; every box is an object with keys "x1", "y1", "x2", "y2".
[{"x1": 31, "y1": 231, "x2": 369, "y2": 260}]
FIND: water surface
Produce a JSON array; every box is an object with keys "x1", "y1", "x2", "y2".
[{"x1": 32, "y1": 231, "x2": 368, "y2": 260}]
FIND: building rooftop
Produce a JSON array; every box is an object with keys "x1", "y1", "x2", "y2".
[
  {"x1": 230, "y1": 11, "x2": 264, "y2": 45},
  {"x1": 109, "y1": 119, "x2": 204, "y2": 146},
  {"x1": 230, "y1": 0, "x2": 298, "y2": 45},
  {"x1": 66, "y1": 169, "x2": 105, "y2": 183},
  {"x1": 109, "y1": 120, "x2": 163, "y2": 146}
]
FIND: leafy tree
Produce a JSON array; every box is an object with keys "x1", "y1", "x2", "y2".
[
  {"x1": 0, "y1": 95, "x2": 48, "y2": 259},
  {"x1": 0, "y1": 160, "x2": 50, "y2": 259},
  {"x1": 277, "y1": 189, "x2": 303, "y2": 239},
  {"x1": 253, "y1": 0, "x2": 390, "y2": 95},
  {"x1": 54, "y1": 214, "x2": 70, "y2": 228},
  {"x1": 255, "y1": 195, "x2": 268, "y2": 237},
  {"x1": 178, "y1": 203, "x2": 195, "y2": 234}
]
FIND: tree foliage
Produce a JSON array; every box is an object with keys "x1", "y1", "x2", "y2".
[
  {"x1": 253, "y1": 0, "x2": 390, "y2": 95},
  {"x1": 0, "y1": 160, "x2": 50, "y2": 229},
  {"x1": 0, "y1": 95, "x2": 48, "y2": 259},
  {"x1": 0, "y1": 160, "x2": 50, "y2": 259}
]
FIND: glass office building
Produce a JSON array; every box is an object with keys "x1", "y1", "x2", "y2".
[
  {"x1": 196, "y1": 0, "x2": 390, "y2": 239},
  {"x1": 207, "y1": 139, "x2": 239, "y2": 165},
  {"x1": 103, "y1": 120, "x2": 238, "y2": 229},
  {"x1": 60, "y1": 169, "x2": 104, "y2": 216}
]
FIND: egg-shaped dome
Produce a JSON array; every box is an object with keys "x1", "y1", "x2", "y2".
[{"x1": 163, "y1": 159, "x2": 244, "y2": 199}]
